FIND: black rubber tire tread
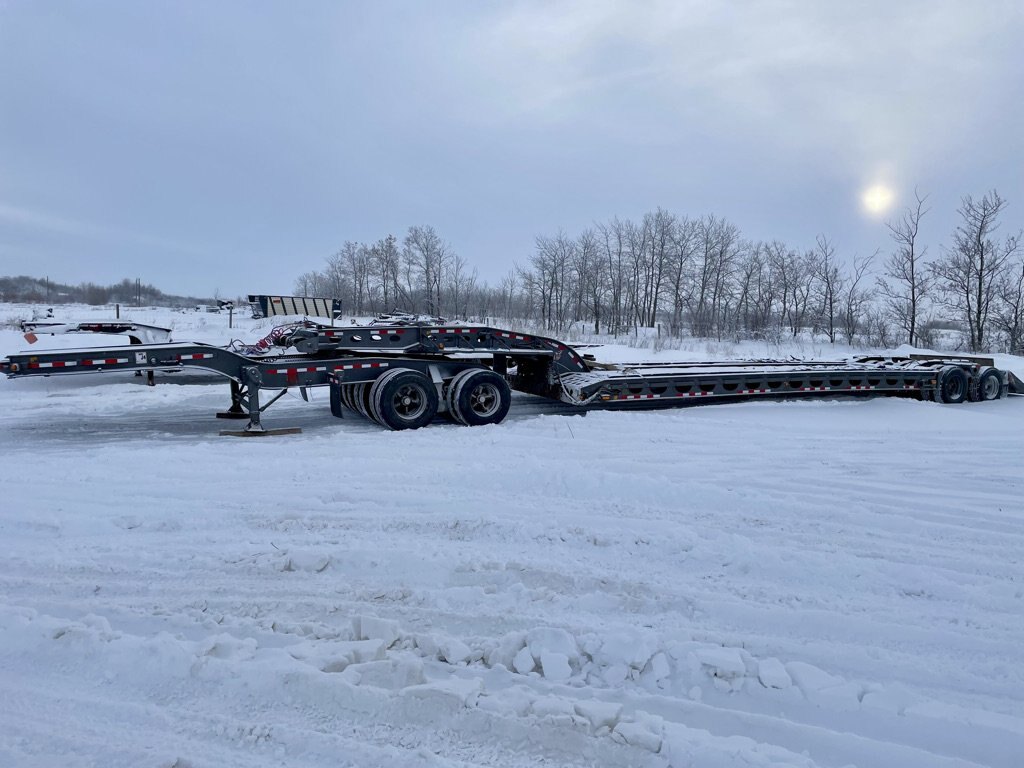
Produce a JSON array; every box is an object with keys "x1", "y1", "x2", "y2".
[
  {"x1": 938, "y1": 366, "x2": 968, "y2": 405},
  {"x1": 360, "y1": 382, "x2": 381, "y2": 424},
  {"x1": 450, "y1": 369, "x2": 512, "y2": 427},
  {"x1": 353, "y1": 382, "x2": 374, "y2": 421},
  {"x1": 977, "y1": 367, "x2": 1003, "y2": 401},
  {"x1": 340, "y1": 383, "x2": 353, "y2": 412},
  {"x1": 370, "y1": 368, "x2": 439, "y2": 431},
  {"x1": 345, "y1": 383, "x2": 360, "y2": 414},
  {"x1": 444, "y1": 369, "x2": 478, "y2": 426},
  {"x1": 367, "y1": 369, "x2": 404, "y2": 426}
]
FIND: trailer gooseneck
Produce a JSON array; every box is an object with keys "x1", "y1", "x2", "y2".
[{"x1": 1, "y1": 322, "x2": 1020, "y2": 434}]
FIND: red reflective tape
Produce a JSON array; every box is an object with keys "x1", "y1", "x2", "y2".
[{"x1": 287, "y1": 369, "x2": 298, "y2": 385}]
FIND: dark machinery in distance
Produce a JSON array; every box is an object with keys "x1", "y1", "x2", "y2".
[{"x1": 2, "y1": 320, "x2": 1020, "y2": 434}]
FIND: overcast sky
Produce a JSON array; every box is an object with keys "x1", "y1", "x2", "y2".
[{"x1": 1, "y1": 1, "x2": 1022, "y2": 297}]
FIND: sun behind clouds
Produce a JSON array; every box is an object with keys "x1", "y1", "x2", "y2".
[{"x1": 861, "y1": 184, "x2": 896, "y2": 216}]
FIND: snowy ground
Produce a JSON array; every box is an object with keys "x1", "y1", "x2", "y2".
[{"x1": 1, "y1": 305, "x2": 1022, "y2": 768}]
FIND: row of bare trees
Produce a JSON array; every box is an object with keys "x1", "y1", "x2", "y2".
[
  {"x1": 295, "y1": 193, "x2": 1024, "y2": 353},
  {"x1": 875, "y1": 190, "x2": 1022, "y2": 353},
  {"x1": 294, "y1": 226, "x2": 479, "y2": 320}
]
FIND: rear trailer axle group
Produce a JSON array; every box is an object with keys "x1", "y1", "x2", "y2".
[{"x1": 2, "y1": 322, "x2": 1018, "y2": 434}]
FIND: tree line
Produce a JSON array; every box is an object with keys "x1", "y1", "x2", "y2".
[
  {"x1": 0, "y1": 275, "x2": 214, "y2": 308},
  {"x1": 295, "y1": 190, "x2": 1022, "y2": 354}
]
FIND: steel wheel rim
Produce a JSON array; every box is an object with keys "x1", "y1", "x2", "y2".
[
  {"x1": 983, "y1": 375, "x2": 999, "y2": 399},
  {"x1": 393, "y1": 383, "x2": 427, "y2": 420},
  {"x1": 946, "y1": 377, "x2": 963, "y2": 400},
  {"x1": 468, "y1": 382, "x2": 500, "y2": 418}
]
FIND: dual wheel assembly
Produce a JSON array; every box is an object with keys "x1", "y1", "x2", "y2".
[
  {"x1": 931, "y1": 365, "x2": 1005, "y2": 404},
  {"x1": 335, "y1": 367, "x2": 512, "y2": 430}
]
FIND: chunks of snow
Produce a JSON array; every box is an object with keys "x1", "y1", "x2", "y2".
[
  {"x1": 696, "y1": 647, "x2": 747, "y2": 679},
  {"x1": 612, "y1": 713, "x2": 663, "y2": 753},
  {"x1": 290, "y1": 639, "x2": 386, "y2": 673},
  {"x1": 573, "y1": 699, "x2": 622, "y2": 732},
  {"x1": 589, "y1": 630, "x2": 657, "y2": 671},
  {"x1": 352, "y1": 615, "x2": 400, "y2": 648},
  {"x1": 756, "y1": 657, "x2": 792, "y2": 689},
  {"x1": 279, "y1": 550, "x2": 331, "y2": 573},
  {"x1": 437, "y1": 636, "x2": 473, "y2": 665},
  {"x1": 526, "y1": 627, "x2": 579, "y2": 665},
  {"x1": 401, "y1": 677, "x2": 483, "y2": 708},
  {"x1": 539, "y1": 651, "x2": 572, "y2": 681},
  {"x1": 512, "y1": 646, "x2": 536, "y2": 675},
  {"x1": 785, "y1": 661, "x2": 844, "y2": 694},
  {"x1": 530, "y1": 695, "x2": 575, "y2": 718},
  {"x1": 642, "y1": 651, "x2": 671, "y2": 682}
]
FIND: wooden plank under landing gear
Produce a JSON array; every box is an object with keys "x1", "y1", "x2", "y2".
[{"x1": 219, "y1": 427, "x2": 303, "y2": 437}]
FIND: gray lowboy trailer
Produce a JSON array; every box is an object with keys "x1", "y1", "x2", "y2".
[{"x1": 1, "y1": 321, "x2": 1020, "y2": 434}]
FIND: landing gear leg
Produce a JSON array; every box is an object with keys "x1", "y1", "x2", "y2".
[
  {"x1": 216, "y1": 380, "x2": 248, "y2": 420},
  {"x1": 219, "y1": 368, "x2": 302, "y2": 437}
]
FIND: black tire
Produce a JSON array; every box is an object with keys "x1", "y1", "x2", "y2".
[
  {"x1": 448, "y1": 369, "x2": 511, "y2": 427},
  {"x1": 444, "y1": 369, "x2": 476, "y2": 426},
  {"x1": 936, "y1": 366, "x2": 968, "y2": 404},
  {"x1": 369, "y1": 369, "x2": 439, "y2": 430},
  {"x1": 976, "y1": 368, "x2": 1003, "y2": 401},
  {"x1": 344, "y1": 383, "x2": 359, "y2": 413},
  {"x1": 353, "y1": 382, "x2": 375, "y2": 421},
  {"x1": 339, "y1": 383, "x2": 353, "y2": 412}
]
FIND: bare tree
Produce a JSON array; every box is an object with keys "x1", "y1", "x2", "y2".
[
  {"x1": 597, "y1": 219, "x2": 629, "y2": 335},
  {"x1": 932, "y1": 191, "x2": 1021, "y2": 351},
  {"x1": 813, "y1": 235, "x2": 843, "y2": 343},
  {"x1": 666, "y1": 218, "x2": 697, "y2": 336},
  {"x1": 293, "y1": 271, "x2": 320, "y2": 297},
  {"x1": 994, "y1": 258, "x2": 1024, "y2": 354},
  {"x1": 574, "y1": 229, "x2": 607, "y2": 333},
  {"x1": 403, "y1": 225, "x2": 451, "y2": 315},
  {"x1": 371, "y1": 234, "x2": 402, "y2": 311},
  {"x1": 444, "y1": 252, "x2": 477, "y2": 319},
  {"x1": 878, "y1": 190, "x2": 930, "y2": 346},
  {"x1": 840, "y1": 252, "x2": 876, "y2": 345}
]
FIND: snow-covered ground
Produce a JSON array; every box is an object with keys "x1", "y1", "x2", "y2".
[{"x1": 1, "y1": 305, "x2": 1022, "y2": 768}]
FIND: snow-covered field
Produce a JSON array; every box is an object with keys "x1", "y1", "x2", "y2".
[{"x1": 1, "y1": 305, "x2": 1022, "y2": 768}]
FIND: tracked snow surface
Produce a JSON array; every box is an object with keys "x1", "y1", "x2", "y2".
[{"x1": 1, "y1": 305, "x2": 1022, "y2": 768}]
